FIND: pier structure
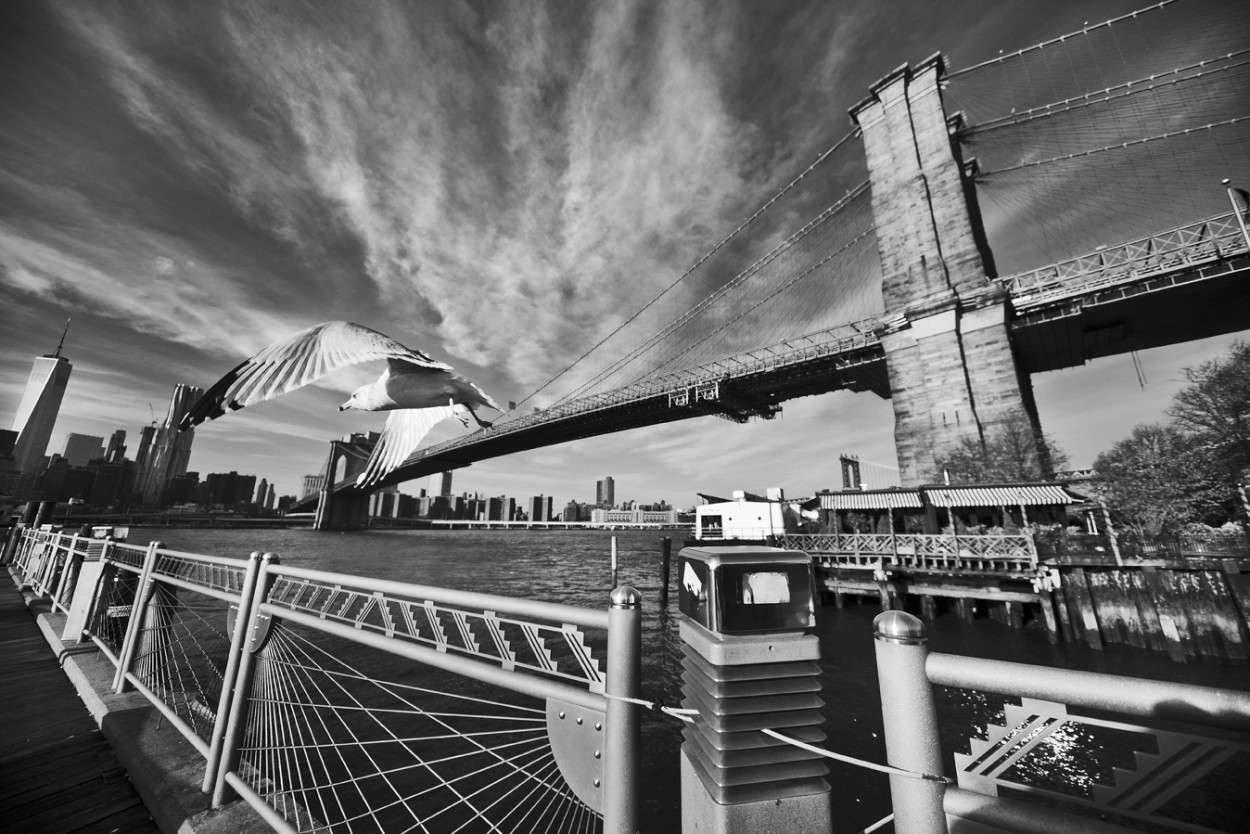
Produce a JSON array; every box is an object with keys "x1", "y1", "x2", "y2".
[{"x1": 786, "y1": 531, "x2": 1250, "y2": 663}]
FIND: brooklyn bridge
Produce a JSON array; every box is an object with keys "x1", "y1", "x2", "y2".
[{"x1": 301, "y1": 1, "x2": 1250, "y2": 527}]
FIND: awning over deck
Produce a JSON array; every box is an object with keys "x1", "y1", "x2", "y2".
[
  {"x1": 922, "y1": 484, "x2": 1087, "y2": 507},
  {"x1": 818, "y1": 483, "x2": 1087, "y2": 512},
  {"x1": 819, "y1": 490, "x2": 924, "y2": 510}
]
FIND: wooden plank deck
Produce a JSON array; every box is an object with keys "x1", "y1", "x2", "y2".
[{"x1": 0, "y1": 586, "x2": 158, "y2": 833}]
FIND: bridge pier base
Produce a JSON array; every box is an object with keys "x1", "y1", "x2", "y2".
[{"x1": 313, "y1": 487, "x2": 371, "y2": 531}]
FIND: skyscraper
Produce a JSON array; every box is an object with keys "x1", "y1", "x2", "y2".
[
  {"x1": 105, "y1": 429, "x2": 127, "y2": 463},
  {"x1": 440, "y1": 470, "x2": 453, "y2": 496},
  {"x1": 62, "y1": 433, "x2": 105, "y2": 468},
  {"x1": 596, "y1": 476, "x2": 615, "y2": 509},
  {"x1": 135, "y1": 383, "x2": 203, "y2": 506},
  {"x1": 11, "y1": 323, "x2": 73, "y2": 474}
]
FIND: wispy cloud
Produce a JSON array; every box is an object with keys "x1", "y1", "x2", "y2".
[{"x1": 4, "y1": 0, "x2": 1244, "y2": 501}]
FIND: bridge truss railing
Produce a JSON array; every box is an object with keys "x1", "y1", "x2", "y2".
[
  {"x1": 1002, "y1": 210, "x2": 1250, "y2": 308},
  {"x1": 9, "y1": 527, "x2": 641, "y2": 834},
  {"x1": 406, "y1": 320, "x2": 882, "y2": 463}
]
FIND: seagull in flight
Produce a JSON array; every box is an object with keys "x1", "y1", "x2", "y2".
[{"x1": 179, "y1": 322, "x2": 504, "y2": 486}]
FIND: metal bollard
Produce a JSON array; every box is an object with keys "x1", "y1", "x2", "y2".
[
  {"x1": 604, "y1": 586, "x2": 641, "y2": 833},
  {"x1": 873, "y1": 611, "x2": 947, "y2": 834}
]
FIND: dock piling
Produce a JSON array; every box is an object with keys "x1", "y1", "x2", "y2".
[{"x1": 659, "y1": 536, "x2": 672, "y2": 605}]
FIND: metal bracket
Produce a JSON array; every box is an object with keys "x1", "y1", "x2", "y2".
[
  {"x1": 546, "y1": 698, "x2": 606, "y2": 814},
  {"x1": 248, "y1": 610, "x2": 275, "y2": 654}
]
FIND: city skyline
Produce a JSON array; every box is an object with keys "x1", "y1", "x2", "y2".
[{"x1": 3, "y1": 1, "x2": 1248, "y2": 503}]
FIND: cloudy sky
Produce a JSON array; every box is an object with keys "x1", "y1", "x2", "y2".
[{"x1": 2, "y1": 0, "x2": 1246, "y2": 507}]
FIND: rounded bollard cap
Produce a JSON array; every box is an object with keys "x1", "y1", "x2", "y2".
[
  {"x1": 610, "y1": 585, "x2": 642, "y2": 608},
  {"x1": 873, "y1": 610, "x2": 927, "y2": 645}
]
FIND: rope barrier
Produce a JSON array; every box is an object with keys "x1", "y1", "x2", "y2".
[
  {"x1": 604, "y1": 692, "x2": 949, "y2": 783},
  {"x1": 760, "y1": 729, "x2": 949, "y2": 783},
  {"x1": 860, "y1": 812, "x2": 895, "y2": 834}
]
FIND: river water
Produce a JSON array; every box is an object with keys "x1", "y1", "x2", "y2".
[{"x1": 144, "y1": 527, "x2": 1249, "y2": 832}]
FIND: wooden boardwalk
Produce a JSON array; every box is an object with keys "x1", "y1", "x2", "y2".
[{"x1": 0, "y1": 586, "x2": 158, "y2": 833}]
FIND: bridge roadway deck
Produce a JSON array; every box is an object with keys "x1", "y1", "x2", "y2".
[
  {"x1": 1, "y1": 569, "x2": 267, "y2": 834},
  {"x1": 301, "y1": 218, "x2": 1249, "y2": 496}
]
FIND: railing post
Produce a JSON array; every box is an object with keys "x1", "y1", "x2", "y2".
[
  {"x1": 51, "y1": 534, "x2": 81, "y2": 611},
  {"x1": 1, "y1": 522, "x2": 25, "y2": 566},
  {"x1": 62, "y1": 539, "x2": 112, "y2": 643},
  {"x1": 14, "y1": 528, "x2": 35, "y2": 580},
  {"x1": 873, "y1": 611, "x2": 947, "y2": 834},
  {"x1": 113, "y1": 540, "x2": 163, "y2": 693},
  {"x1": 30, "y1": 531, "x2": 56, "y2": 593},
  {"x1": 202, "y1": 551, "x2": 264, "y2": 793},
  {"x1": 604, "y1": 586, "x2": 641, "y2": 833},
  {"x1": 213, "y1": 553, "x2": 280, "y2": 807}
]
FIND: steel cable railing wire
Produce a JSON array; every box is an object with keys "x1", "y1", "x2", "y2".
[
  {"x1": 86, "y1": 571, "x2": 137, "y2": 659},
  {"x1": 944, "y1": 0, "x2": 1250, "y2": 275},
  {"x1": 514, "y1": 127, "x2": 872, "y2": 414},
  {"x1": 237, "y1": 623, "x2": 599, "y2": 834},
  {"x1": 131, "y1": 587, "x2": 232, "y2": 742}
]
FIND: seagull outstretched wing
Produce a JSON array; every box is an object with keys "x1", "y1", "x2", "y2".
[
  {"x1": 356, "y1": 406, "x2": 458, "y2": 486},
  {"x1": 180, "y1": 322, "x2": 451, "y2": 429}
]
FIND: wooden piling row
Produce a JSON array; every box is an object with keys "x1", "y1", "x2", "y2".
[{"x1": 814, "y1": 555, "x2": 1250, "y2": 663}]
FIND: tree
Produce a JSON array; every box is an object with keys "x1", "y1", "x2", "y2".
[
  {"x1": 1167, "y1": 340, "x2": 1250, "y2": 524},
  {"x1": 932, "y1": 413, "x2": 1069, "y2": 484},
  {"x1": 1092, "y1": 423, "x2": 1205, "y2": 537}
]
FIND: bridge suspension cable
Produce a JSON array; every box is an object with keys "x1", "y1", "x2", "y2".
[
  {"x1": 945, "y1": 0, "x2": 1250, "y2": 274},
  {"x1": 946, "y1": 0, "x2": 1182, "y2": 79},
  {"x1": 512, "y1": 127, "x2": 878, "y2": 414},
  {"x1": 557, "y1": 182, "x2": 875, "y2": 404},
  {"x1": 966, "y1": 50, "x2": 1250, "y2": 134}
]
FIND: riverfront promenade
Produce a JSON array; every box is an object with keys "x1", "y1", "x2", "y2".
[{"x1": 2, "y1": 569, "x2": 266, "y2": 834}]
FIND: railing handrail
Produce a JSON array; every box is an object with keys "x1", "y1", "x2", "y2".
[
  {"x1": 267, "y1": 563, "x2": 610, "y2": 630},
  {"x1": 926, "y1": 651, "x2": 1250, "y2": 733},
  {"x1": 1002, "y1": 210, "x2": 1248, "y2": 297},
  {"x1": 263, "y1": 602, "x2": 606, "y2": 714}
]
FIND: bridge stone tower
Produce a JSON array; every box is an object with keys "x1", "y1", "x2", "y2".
[
  {"x1": 312, "y1": 433, "x2": 378, "y2": 531},
  {"x1": 851, "y1": 55, "x2": 1042, "y2": 485}
]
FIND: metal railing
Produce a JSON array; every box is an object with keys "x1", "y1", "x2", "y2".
[
  {"x1": 780, "y1": 532, "x2": 1039, "y2": 574},
  {"x1": 1002, "y1": 211, "x2": 1250, "y2": 308},
  {"x1": 873, "y1": 610, "x2": 1250, "y2": 834},
  {"x1": 9, "y1": 527, "x2": 641, "y2": 834}
]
